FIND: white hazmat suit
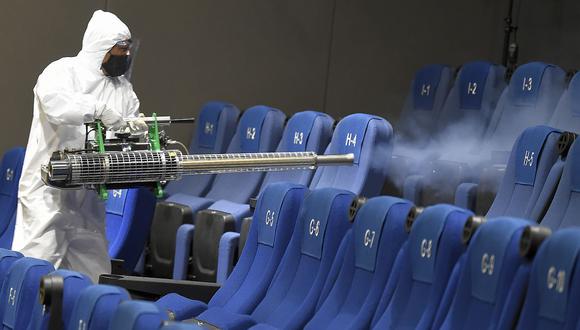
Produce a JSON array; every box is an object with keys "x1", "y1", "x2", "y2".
[{"x1": 13, "y1": 10, "x2": 140, "y2": 282}]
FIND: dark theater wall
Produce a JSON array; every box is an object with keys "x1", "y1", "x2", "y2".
[
  {"x1": 0, "y1": 1, "x2": 105, "y2": 155},
  {"x1": 0, "y1": 1, "x2": 578, "y2": 154},
  {"x1": 106, "y1": 0, "x2": 336, "y2": 145}
]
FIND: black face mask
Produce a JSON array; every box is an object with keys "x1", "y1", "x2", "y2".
[{"x1": 102, "y1": 54, "x2": 131, "y2": 77}]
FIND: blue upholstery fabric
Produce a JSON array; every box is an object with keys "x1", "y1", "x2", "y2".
[
  {"x1": 105, "y1": 188, "x2": 156, "y2": 271},
  {"x1": 244, "y1": 188, "x2": 354, "y2": 329},
  {"x1": 304, "y1": 196, "x2": 414, "y2": 329},
  {"x1": 0, "y1": 257, "x2": 54, "y2": 330},
  {"x1": 205, "y1": 110, "x2": 333, "y2": 230},
  {"x1": 204, "y1": 105, "x2": 286, "y2": 203},
  {"x1": 172, "y1": 224, "x2": 195, "y2": 280},
  {"x1": 0, "y1": 147, "x2": 25, "y2": 248},
  {"x1": 436, "y1": 217, "x2": 532, "y2": 330},
  {"x1": 549, "y1": 72, "x2": 580, "y2": 132},
  {"x1": 371, "y1": 205, "x2": 472, "y2": 329},
  {"x1": 516, "y1": 228, "x2": 580, "y2": 330},
  {"x1": 0, "y1": 249, "x2": 22, "y2": 288},
  {"x1": 482, "y1": 62, "x2": 566, "y2": 155},
  {"x1": 216, "y1": 232, "x2": 240, "y2": 284},
  {"x1": 487, "y1": 126, "x2": 562, "y2": 220},
  {"x1": 28, "y1": 270, "x2": 92, "y2": 330},
  {"x1": 541, "y1": 139, "x2": 580, "y2": 229},
  {"x1": 310, "y1": 113, "x2": 393, "y2": 197},
  {"x1": 160, "y1": 322, "x2": 205, "y2": 330},
  {"x1": 166, "y1": 105, "x2": 285, "y2": 216},
  {"x1": 435, "y1": 61, "x2": 506, "y2": 147},
  {"x1": 396, "y1": 64, "x2": 453, "y2": 147},
  {"x1": 109, "y1": 300, "x2": 168, "y2": 330},
  {"x1": 68, "y1": 285, "x2": 130, "y2": 330},
  {"x1": 260, "y1": 110, "x2": 334, "y2": 188},
  {"x1": 157, "y1": 182, "x2": 308, "y2": 321},
  {"x1": 164, "y1": 101, "x2": 240, "y2": 197}
]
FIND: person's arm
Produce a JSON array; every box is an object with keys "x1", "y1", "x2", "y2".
[{"x1": 35, "y1": 62, "x2": 123, "y2": 128}]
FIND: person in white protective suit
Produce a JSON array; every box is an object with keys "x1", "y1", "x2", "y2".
[{"x1": 13, "y1": 10, "x2": 148, "y2": 282}]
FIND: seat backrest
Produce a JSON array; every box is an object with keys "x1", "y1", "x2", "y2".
[
  {"x1": 0, "y1": 257, "x2": 54, "y2": 330},
  {"x1": 549, "y1": 72, "x2": 580, "y2": 133},
  {"x1": 487, "y1": 125, "x2": 562, "y2": 220},
  {"x1": 540, "y1": 139, "x2": 580, "y2": 229},
  {"x1": 207, "y1": 182, "x2": 307, "y2": 314},
  {"x1": 433, "y1": 61, "x2": 506, "y2": 156},
  {"x1": 204, "y1": 105, "x2": 286, "y2": 203},
  {"x1": 68, "y1": 284, "x2": 130, "y2": 330},
  {"x1": 0, "y1": 147, "x2": 25, "y2": 249},
  {"x1": 109, "y1": 300, "x2": 168, "y2": 330},
  {"x1": 164, "y1": 101, "x2": 240, "y2": 197},
  {"x1": 27, "y1": 270, "x2": 92, "y2": 330},
  {"x1": 436, "y1": 217, "x2": 532, "y2": 329},
  {"x1": 0, "y1": 249, "x2": 22, "y2": 289},
  {"x1": 309, "y1": 113, "x2": 393, "y2": 197},
  {"x1": 516, "y1": 228, "x2": 580, "y2": 329},
  {"x1": 371, "y1": 204, "x2": 473, "y2": 329},
  {"x1": 396, "y1": 64, "x2": 454, "y2": 147},
  {"x1": 482, "y1": 62, "x2": 566, "y2": 154},
  {"x1": 304, "y1": 196, "x2": 414, "y2": 330},
  {"x1": 250, "y1": 188, "x2": 354, "y2": 329},
  {"x1": 105, "y1": 188, "x2": 157, "y2": 271},
  {"x1": 259, "y1": 111, "x2": 334, "y2": 189}
]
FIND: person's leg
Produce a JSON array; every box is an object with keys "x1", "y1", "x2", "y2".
[{"x1": 61, "y1": 226, "x2": 111, "y2": 283}]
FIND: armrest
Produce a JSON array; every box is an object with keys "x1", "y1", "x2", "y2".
[
  {"x1": 455, "y1": 183, "x2": 478, "y2": 212},
  {"x1": 98, "y1": 274, "x2": 220, "y2": 303},
  {"x1": 216, "y1": 232, "x2": 240, "y2": 284},
  {"x1": 173, "y1": 224, "x2": 195, "y2": 280},
  {"x1": 403, "y1": 174, "x2": 423, "y2": 204}
]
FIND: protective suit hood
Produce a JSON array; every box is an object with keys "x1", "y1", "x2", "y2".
[{"x1": 77, "y1": 10, "x2": 131, "y2": 74}]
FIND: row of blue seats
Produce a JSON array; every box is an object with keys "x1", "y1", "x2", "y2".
[
  {"x1": 3, "y1": 119, "x2": 580, "y2": 328},
  {"x1": 104, "y1": 106, "x2": 393, "y2": 283},
  {"x1": 389, "y1": 60, "x2": 580, "y2": 214}
]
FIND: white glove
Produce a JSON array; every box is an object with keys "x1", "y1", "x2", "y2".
[
  {"x1": 95, "y1": 104, "x2": 124, "y2": 130},
  {"x1": 125, "y1": 114, "x2": 149, "y2": 135}
]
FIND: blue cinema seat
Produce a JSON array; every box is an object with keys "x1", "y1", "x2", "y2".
[
  {"x1": 549, "y1": 71, "x2": 580, "y2": 133},
  {"x1": 147, "y1": 105, "x2": 286, "y2": 278},
  {"x1": 106, "y1": 188, "x2": 156, "y2": 272},
  {"x1": 539, "y1": 138, "x2": 580, "y2": 229},
  {"x1": 303, "y1": 196, "x2": 414, "y2": 329},
  {"x1": 207, "y1": 110, "x2": 334, "y2": 225},
  {"x1": 0, "y1": 147, "x2": 25, "y2": 248},
  {"x1": 483, "y1": 125, "x2": 563, "y2": 220},
  {"x1": 454, "y1": 125, "x2": 563, "y2": 221},
  {"x1": 109, "y1": 300, "x2": 168, "y2": 330},
  {"x1": 180, "y1": 112, "x2": 392, "y2": 283},
  {"x1": 371, "y1": 204, "x2": 473, "y2": 329},
  {"x1": 173, "y1": 111, "x2": 333, "y2": 282},
  {"x1": 27, "y1": 270, "x2": 92, "y2": 330},
  {"x1": 384, "y1": 64, "x2": 453, "y2": 197},
  {"x1": 164, "y1": 101, "x2": 240, "y2": 197},
  {"x1": 434, "y1": 217, "x2": 532, "y2": 330},
  {"x1": 0, "y1": 249, "x2": 22, "y2": 287},
  {"x1": 481, "y1": 62, "x2": 565, "y2": 155},
  {"x1": 432, "y1": 61, "x2": 506, "y2": 149},
  {"x1": 402, "y1": 61, "x2": 506, "y2": 205},
  {"x1": 395, "y1": 64, "x2": 454, "y2": 148},
  {"x1": 0, "y1": 257, "x2": 54, "y2": 330},
  {"x1": 309, "y1": 113, "x2": 393, "y2": 196},
  {"x1": 67, "y1": 285, "x2": 130, "y2": 330},
  {"x1": 192, "y1": 188, "x2": 355, "y2": 330},
  {"x1": 155, "y1": 182, "x2": 308, "y2": 325},
  {"x1": 515, "y1": 228, "x2": 580, "y2": 330},
  {"x1": 453, "y1": 62, "x2": 566, "y2": 214}
]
